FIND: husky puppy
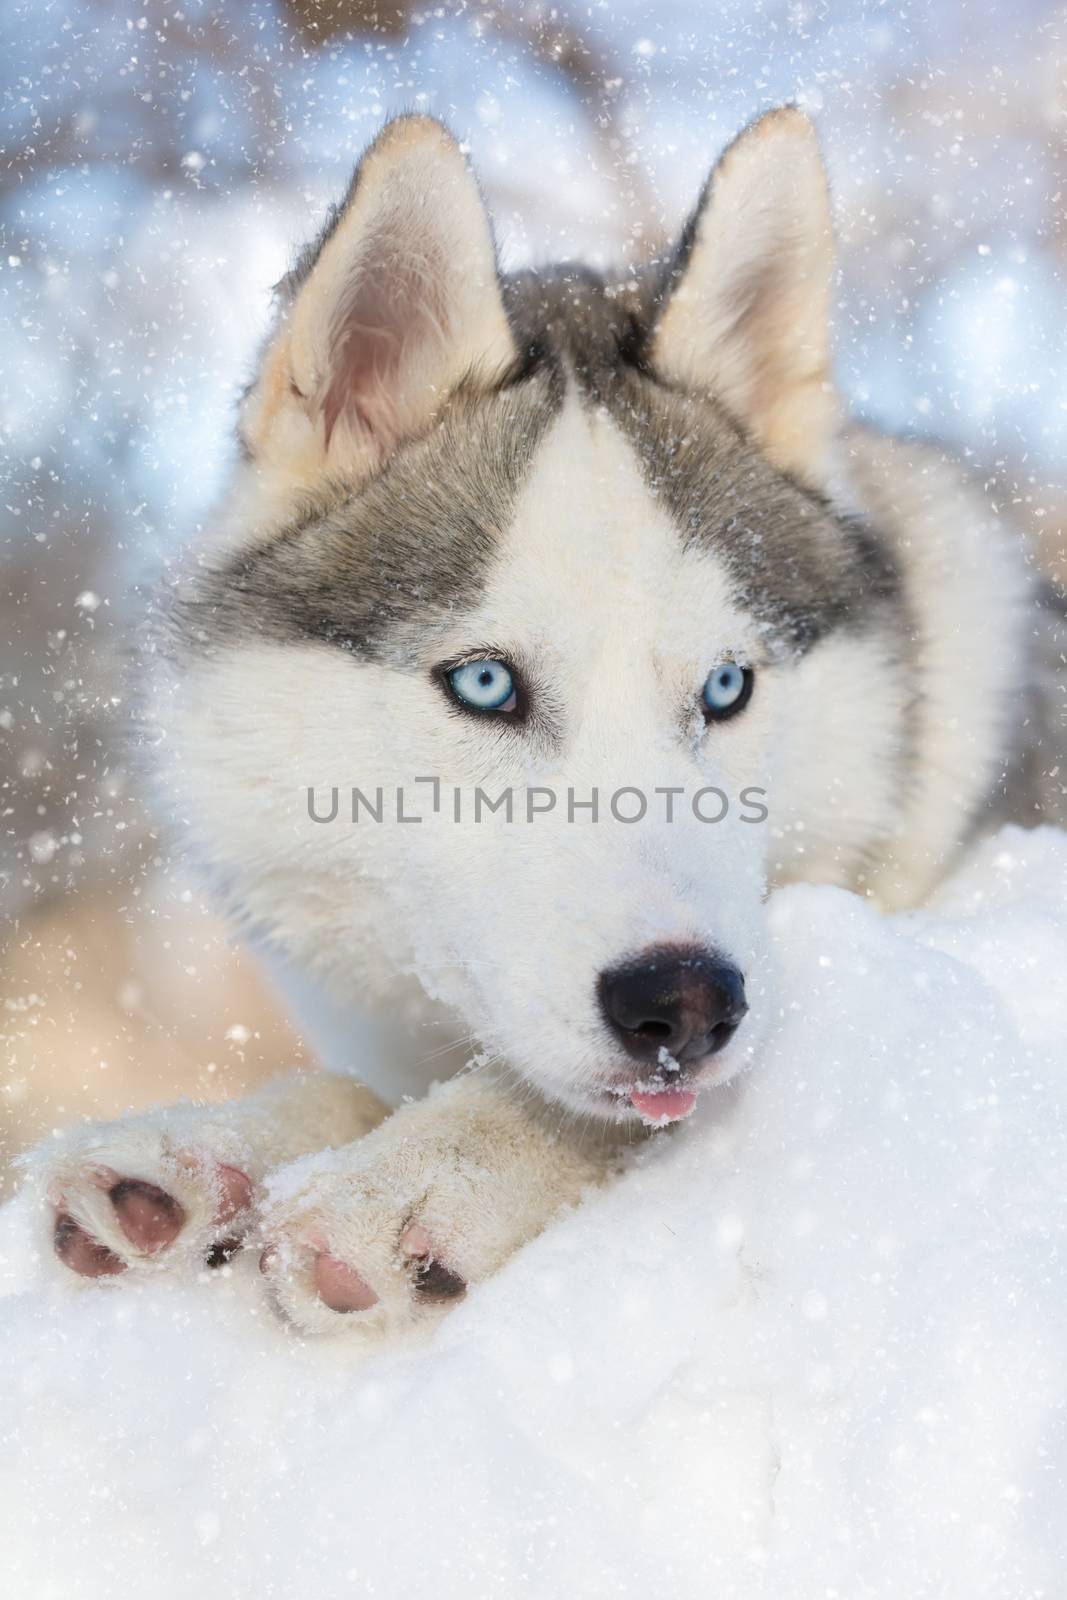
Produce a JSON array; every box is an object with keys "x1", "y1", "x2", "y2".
[{"x1": 33, "y1": 110, "x2": 1064, "y2": 1337}]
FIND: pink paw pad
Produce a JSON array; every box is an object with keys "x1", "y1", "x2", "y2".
[
  {"x1": 312, "y1": 1252, "x2": 380, "y2": 1314},
  {"x1": 107, "y1": 1178, "x2": 186, "y2": 1254},
  {"x1": 53, "y1": 1214, "x2": 127, "y2": 1278},
  {"x1": 212, "y1": 1162, "x2": 254, "y2": 1223}
]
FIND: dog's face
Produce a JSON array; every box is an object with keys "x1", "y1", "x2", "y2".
[{"x1": 160, "y1": 112, "x2": 907, "y2": 1123}]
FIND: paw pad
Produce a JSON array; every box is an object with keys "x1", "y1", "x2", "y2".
[
  {"x1": 53, "y1": 1214, "x2": 126, "y2": 1278},
  {"x1": 400, "y1": 1224, "x2": 466, "y2": 1302},
  {"x1": 312, "y1": 1252, "x2": 380, "y2": 1314},
  {"x1": 107, "y1": 1178, "x2": 186, "y2": 1254}
]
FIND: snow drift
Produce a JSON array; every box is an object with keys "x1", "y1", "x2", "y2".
[{"x1": 2, "y1": 824, "x2": 1065, "y2": 1599}]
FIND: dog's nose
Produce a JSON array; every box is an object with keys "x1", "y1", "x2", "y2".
[{"x1": 597, "y1": 947, "x2": 747, "y2": 1064}]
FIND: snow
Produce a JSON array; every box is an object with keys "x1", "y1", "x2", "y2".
[{"x1": 2, "y1": 823, "x2": 1065, "y2": 1599}]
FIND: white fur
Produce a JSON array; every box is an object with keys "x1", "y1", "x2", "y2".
[
  {"x1": 157, "y1": 394, "x2": 1032, "y2": 1109},
  {"x1": 842, "y1": 428, "x2": 1033, "y2": 906},
  {"x1": 159, "y1": 393, "x2": 780, "y2": 1112}
]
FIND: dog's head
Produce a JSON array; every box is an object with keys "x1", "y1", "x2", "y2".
[{"x1": 159, "y1": 112, "x2": 906, "y2": 1123}]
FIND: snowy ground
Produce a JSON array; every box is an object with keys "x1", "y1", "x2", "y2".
[{"x1": 2, "y1": 823, "x2": 1065, "y2": 1599}]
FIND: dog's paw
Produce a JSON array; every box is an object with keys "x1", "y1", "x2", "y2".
[
  {"x1": 31, "y1": 1114, "x2": 257, "y2": 1281},
  {"x1": 257, "y1": 1149, "x2": 496, "y2": 1340},
  {"x1": 259, "y1": 1184, "x2": 470, "y2": 1340},
  {"x1": 258, "y1": 1081, "x2": 606, "y2": 1339}
]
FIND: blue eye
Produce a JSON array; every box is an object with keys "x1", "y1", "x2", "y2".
[
  {"x1": 447, "y1": 659, "x2": 517, "y2": 713},
  {"x1": 702, "y1": 661, "x2": 753, "y2": 720}
]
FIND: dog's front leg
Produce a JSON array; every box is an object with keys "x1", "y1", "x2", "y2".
[
  {"x1": 259, "y1": 1073, "x2": 620, "y2": 1338},
  {"x1": 29, "y1": 1072, "x2": 388, "y2": 1280}
]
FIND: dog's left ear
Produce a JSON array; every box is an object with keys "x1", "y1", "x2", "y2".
[{"x1": 651, "y1": 108, "x2": 837, "y2": 485}]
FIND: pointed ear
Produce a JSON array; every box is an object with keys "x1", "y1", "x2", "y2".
[
  {"x1": 242, "y1": 116, "x2": 516, "y2": 482},
  {"x1": 651, "y1": 108, "x2": 838, "y2": 485}
]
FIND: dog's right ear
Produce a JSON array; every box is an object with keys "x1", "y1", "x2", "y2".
[
  {"x1": 651, "y1": 108, "x2": 837, "y2": 486},
  {"x1": 241, "y1": 116, "x2": 516, "y2": 485}
]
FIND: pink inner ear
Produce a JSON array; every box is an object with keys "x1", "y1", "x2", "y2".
[{"x1": 321, "y1": 238, "x2": 452, "y2": 455}]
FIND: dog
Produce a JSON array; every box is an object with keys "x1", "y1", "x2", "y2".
[{"x1": 30, "y1": 108, "x2": 1065, "y2": 1337}]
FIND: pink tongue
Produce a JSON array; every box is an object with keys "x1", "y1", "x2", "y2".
[{"x1": 629, "y1": 1087, "x2": 697, "y2": 1123}]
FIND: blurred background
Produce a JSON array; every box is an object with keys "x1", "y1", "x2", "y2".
[{"x1": 2, "y1": 0, "x2": 1065, "y2": 1185}]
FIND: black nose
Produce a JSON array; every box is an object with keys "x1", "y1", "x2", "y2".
[{"x1": 597, "y1": 946, "x2": 747, "y2": 1065}]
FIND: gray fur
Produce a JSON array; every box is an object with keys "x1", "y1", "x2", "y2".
[
  {"x1": 505, "y1": 267, "x2": 906, "y2": 651},
  {"x1": 171, "y1": 262, "x2": 905, "y2": 671},
  {"x1": 167, "y1": 369, "x2": 561, "y2": 665}
]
